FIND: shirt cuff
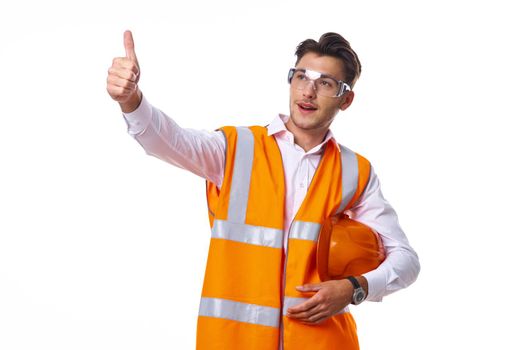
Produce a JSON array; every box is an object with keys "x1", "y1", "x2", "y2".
[
  {"x1": 122, "y1": 94, "x2": 153, "y2": 135},
  {"x1": 363, "y1": 268, "x2": 387, "y2": 302}
]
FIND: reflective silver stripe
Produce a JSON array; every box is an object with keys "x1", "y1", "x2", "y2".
[
  {"x1": 337, "y1": 145, "x2": 359, "y2": 213},
  {"x1": 228, "y1": 127, "x2": 254, "y2": 223},
  {"x1": 211, "y1": 219, "x2": 283, "y2": 248},
  {"x1": 289, "y1": 221, "x2": 321, "y2": 241},
  {"x1": 282, "y1": 296, "x2": 306, "y2": 314},
  {"x1": 283, "y1": 296, "x2": 350, "y2": 316},
  {"x1": 199, "y1": 297, "x2": 280, "y2": 328}
]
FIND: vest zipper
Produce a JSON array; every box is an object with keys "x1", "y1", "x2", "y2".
[{"x1": 275, "y1": 134, "x2": 328, "y2": 350}]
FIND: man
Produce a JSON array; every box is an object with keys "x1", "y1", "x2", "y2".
[{"x1": 107, "y1": 30, "x2": 420, "y2": 349}]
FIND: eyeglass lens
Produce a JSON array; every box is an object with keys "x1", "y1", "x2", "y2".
[{"x1": 290, "y1": 70, "x2": 340, "y2": 97}]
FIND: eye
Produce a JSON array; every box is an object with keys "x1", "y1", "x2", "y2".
[
  {"x1": 295, "y1": 73, "x2": 307, "y2": 80},
  {"x1": 319, "y1": 79, "x2": 334, "y2": 88}
]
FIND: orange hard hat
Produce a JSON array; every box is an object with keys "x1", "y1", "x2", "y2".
[{"x1": 317, "y1": 214, "x2": 386, "y2": 282}]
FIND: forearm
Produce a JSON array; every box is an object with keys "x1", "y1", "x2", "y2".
[
  {"x1": 122, "y1": 94, "x2": 226, "y2": 187},
  {"x1": 362, "y1": 246, "x2": 420, "y2": 301},
  {"x1": 347, "y1": 166, "x2": 420, "y2": 302}
]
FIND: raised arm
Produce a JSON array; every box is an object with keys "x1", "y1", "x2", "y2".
[{"x1": 106, "y1": 31, "x2": 225, "y2": 187}]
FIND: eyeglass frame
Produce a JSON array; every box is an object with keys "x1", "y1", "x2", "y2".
[{"x1": 287, "y1": 68, "x2": 352, "y2": 98}]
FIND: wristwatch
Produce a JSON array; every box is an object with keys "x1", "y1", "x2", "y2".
[{"x1": 346, "y1": 276, "x2": 366, "y2": 305}]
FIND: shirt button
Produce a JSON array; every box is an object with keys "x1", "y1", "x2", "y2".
[{"x1": 299, "y1": 183, "x2": 305, "y2": 188}]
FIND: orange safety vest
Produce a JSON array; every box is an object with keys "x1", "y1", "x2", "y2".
[{"x1": 197, "y1": 125, "x2": 371, "y2": 350}]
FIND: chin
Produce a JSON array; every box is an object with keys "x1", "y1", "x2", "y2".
[{"x1": 289, "y1": 115, "x2": 319, "y2": 131}]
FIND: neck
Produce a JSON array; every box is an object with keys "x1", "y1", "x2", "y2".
[{"x1": 285, "y1": 120, "x2": 329, "y2": 152}]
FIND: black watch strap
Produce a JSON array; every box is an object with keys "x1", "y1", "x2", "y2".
[{"x1": 346, "y1": 276, "x2": 361, "y2": 289}]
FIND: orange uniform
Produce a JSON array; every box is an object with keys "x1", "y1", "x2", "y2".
[{"x1": 198, "y1": 125, "x2": 372, "y2": 350}]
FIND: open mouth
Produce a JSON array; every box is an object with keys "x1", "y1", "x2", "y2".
[{"x1": 297, "y1": 102, "x2": 318, "y2": 112}]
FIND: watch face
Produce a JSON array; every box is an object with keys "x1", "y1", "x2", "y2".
[{"x1": 354, "y1": 289, "x2": 366, "y2": 304}]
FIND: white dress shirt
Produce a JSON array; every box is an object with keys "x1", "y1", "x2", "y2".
[{"x1": 122, "y1": 95, "x2": 420, "y2": 302}]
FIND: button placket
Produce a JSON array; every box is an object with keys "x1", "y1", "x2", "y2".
[{"x1": 298, "y1": 156, "x2": 307, "y2": 190}]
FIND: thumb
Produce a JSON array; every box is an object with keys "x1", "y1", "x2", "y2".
[{"x1": 124, "y1": 30, "x2": 138, "y2": 62}]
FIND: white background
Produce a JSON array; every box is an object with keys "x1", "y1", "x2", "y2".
[{"x1": 1, "y1": 0, "x2": 524, "y2": 349}]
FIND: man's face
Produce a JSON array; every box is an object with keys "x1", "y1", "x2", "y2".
[{"x1": 288, "y1": 52, "x2": 354, "y2": 133}]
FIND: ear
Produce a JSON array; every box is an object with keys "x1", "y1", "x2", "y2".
[{"x1": 339, "y1": 91, "x2": 354, "y2": 111}]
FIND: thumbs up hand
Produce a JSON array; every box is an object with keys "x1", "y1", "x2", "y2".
[{"x1": 107, "y1": 30, "x2": 142, "y2": 112}]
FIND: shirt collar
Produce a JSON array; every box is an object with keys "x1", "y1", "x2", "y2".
[{"x1": 266, "y1": 114, "x2": 341, "y2": 153}]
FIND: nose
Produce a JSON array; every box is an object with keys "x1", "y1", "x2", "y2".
[{"x1": 302, "y1": 80, "x2": 317, "y2": 98}]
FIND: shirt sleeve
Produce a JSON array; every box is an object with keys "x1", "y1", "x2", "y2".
[
  {"x1": 345, "y1": 166, "x2": 421, "y2": 302},
  {"x1": 121, "y1": 95, "x2": 226, "y2": 188}
]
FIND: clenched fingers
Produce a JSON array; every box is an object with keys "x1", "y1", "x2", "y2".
[
  {"x1": 111, "y1": 57, "x2": 140, "y2": 76},
  {"x1": 107, "y1": 58, "x2": 140, "y2": 102},
  {"x1": 108, "y1": 66, "x2": 138, "y2": 84},
  {"x1": 107, "y1": 73, "x2": 137, "y2": 90}
]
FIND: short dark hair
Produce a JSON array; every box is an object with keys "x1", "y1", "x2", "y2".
[{"x1": 295, "y1": 32, "x2": 362, "y2": 89}]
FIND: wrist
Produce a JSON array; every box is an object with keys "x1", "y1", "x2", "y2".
[
  {"x1": 345, "y1": 275, "x2": 368, "y2": 305},
  {"x1": 355, "y1": 275, "x2": 369, "y2": 297},
  {"x1": 119, "y1": 89, "x2": 142, "y2": 113}
]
